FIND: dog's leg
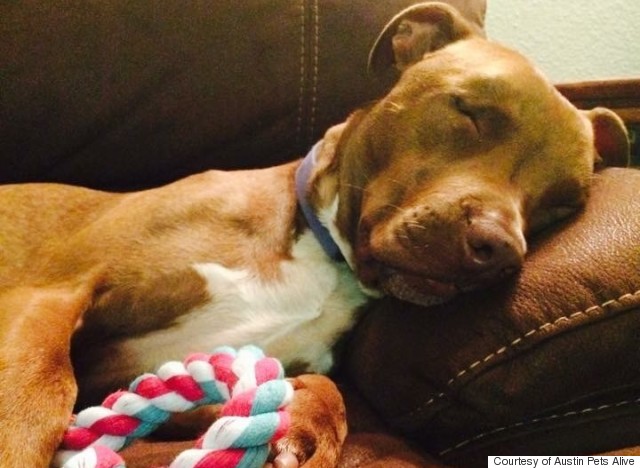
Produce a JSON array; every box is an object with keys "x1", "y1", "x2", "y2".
[
  {"x1": 268, "y1": 374, "x2": 348, "y2": 468},
  {"x1": 0, "y1": 279, "x2": 95, "y2": 466}
]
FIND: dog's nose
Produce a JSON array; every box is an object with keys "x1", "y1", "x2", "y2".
[{"x1": 463, "y1": 216, "x2": 525, "y2": 277}]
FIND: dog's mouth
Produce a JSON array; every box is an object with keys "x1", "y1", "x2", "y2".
[
  {"x1": 378, "y1": 266, "x2": 466, "y2": 306},
  {"x1": 354, "y1": 236, "x2": 467, "y2": 306},
  {"x1": 357, "y1": 259, "x2": 472, "y2": 307}
]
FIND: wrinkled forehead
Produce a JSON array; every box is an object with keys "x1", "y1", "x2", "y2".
[
  {"x1": 407, "y1": 38, "x2": 552, "y2": 98},
  {"x1": 413, "y1": 39, "x2": 586, "y2": 126}
]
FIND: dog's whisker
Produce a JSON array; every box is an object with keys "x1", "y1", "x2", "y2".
[
  {"x1": 385, "y1": 203, "x2": 409, "y2": 214},
  {"x1": 405, "y1": 221, "x2": 427, "y2": 230},
  {"x1": 377, "y1": 177, "x2": 414, "y2": 191},
  {"x1": 383, "y1": 100, "x2": 405, "y2": 114},
  {"x1": 339, "y1": 183, "x2": 409, "y2": 214},
  {"x1": 340, "y1": 182, "x2": 368, "y2": 193}
]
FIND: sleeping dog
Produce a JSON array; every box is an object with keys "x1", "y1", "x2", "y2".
[{"x1": 0, "y1": 2, "x2": 629, "y2": 467}]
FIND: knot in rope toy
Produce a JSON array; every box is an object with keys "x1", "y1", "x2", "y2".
[{"x1": 54, "y1": 345, "x2": 293, "y2": 468}]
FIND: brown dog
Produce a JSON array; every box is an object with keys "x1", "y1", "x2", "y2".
[{"x1": 0, "y1": 3, "x2": 629, "y2": 467}]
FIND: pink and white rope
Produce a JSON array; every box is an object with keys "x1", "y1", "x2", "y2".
[{"x1": 54, "y1": 345, "x2": 293, "y2": 468}]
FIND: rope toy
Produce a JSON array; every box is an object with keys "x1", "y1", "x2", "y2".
[{"x1": 53, "y1": 345, "x2": 294, "y2": 468}]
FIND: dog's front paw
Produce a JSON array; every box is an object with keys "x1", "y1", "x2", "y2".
[{"x1": 267, "y1": 375, "x2": 347, "y2": 468}]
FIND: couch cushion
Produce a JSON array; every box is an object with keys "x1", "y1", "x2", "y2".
[
  {"x1": 0, "y1": 0, "x2": 485, "y2": 190},
  {"x1": 346, "y1": 167, "x2": 640, "y2": 464}
]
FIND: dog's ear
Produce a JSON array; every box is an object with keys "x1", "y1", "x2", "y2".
[
  {"x1": 584, "y1": 107, "x2": 630, "y2": 169},
  {"x1": 307, "y1": 122, "x2": 348, "y2": 209},
  {"x1": 368, "y1": 2, "x2": 481, "y2": 76}
]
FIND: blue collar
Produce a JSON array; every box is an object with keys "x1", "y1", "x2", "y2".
[{"x1": 295, "y1": 142, "x2": 344, "y2": 260}]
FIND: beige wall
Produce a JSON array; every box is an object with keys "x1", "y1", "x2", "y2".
[{"x1": 486, "y1": 0, "x2": 640, "y2": 82}]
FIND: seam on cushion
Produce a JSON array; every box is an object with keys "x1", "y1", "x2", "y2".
[
  {"x1": 296, "y1": 0, "x2": 306, "y2": 143},
  {"x1": 310, "y1": 0, "x2": 319, "y2": 140},
  {"x1": 296, "y1": 0, "x2": 319, "y2": 146},
  {"x1": 446, "y1": 289, "x2": 640, "y2": 387},
  {"x1": 400, "y1": 289, "x2": 640, "y2": 422},
  {"x1": 438, "y1": 396, "x2": 640, "y2": 457}
]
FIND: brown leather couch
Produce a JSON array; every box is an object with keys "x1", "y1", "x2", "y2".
[{"x1": 2, "y1": 0, "x2": 638, "y2": 466}]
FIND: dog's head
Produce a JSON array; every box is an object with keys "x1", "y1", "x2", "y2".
[{"x1": 304, "y1": 2, "x2": 630, "y2": 305}]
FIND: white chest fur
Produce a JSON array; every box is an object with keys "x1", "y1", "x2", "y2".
[{"x1": 119, "y1": 232, "x2": 369, "y2": 374}]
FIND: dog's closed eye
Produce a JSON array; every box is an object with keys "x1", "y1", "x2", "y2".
[
  {"x1": 451, "y1": 95, "x2": 479, "y2": 132},
  {"x1": 451, "y1": 94, "x2": 511, "y2": 143},
  {"x1": 448, "y1": 95, "x2": 483, "y2": 147}
]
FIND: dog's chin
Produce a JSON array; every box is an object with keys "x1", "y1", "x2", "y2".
[{"x1": 380, "y1": 271, "x2": 460, "y2": 307}]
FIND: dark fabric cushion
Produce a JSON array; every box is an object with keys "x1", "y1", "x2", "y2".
[
  {"x1": 345, "y1": 167, "x2": 640, "y2": 465},
  {"x1": 0, "y1": 0, "x2": 486, "y2": 190}
]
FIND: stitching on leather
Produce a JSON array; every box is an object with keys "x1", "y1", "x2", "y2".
[
  {"x1": 401, "y1": 289, "x2": 640, "y2": 420},
  {"x1": 309, "y1": 0, "x2": 319, "y2": 140},
  {"x1": 296, "y1": 0, "x2": 306, "y2": 143},
  {"x1": 438, "y1": 396, "x2": 640, "y2": 456},
  {"x1": 446, "y1": 289, "x2": 640, "y2": 387}
]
